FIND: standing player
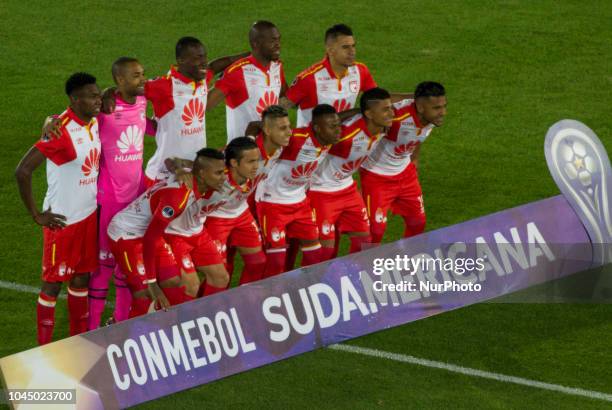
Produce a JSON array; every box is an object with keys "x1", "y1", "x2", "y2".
[
  {"x1": 204, "y1": 138, "x2": 266, "y2": 285},
  {"x1": 360, "y1": 81, "x2": 447, "y2": 243},
  {"x1": 101, "y1": 37, "x2": 244, "y2": 185},
  {"x1": 208, "y1": 21, "x2": 287, "y2": 142},
  {"x1": 107, "y1": 149, "x2": 227, "y2": 317},
  {"x1": 309, "y1": 88, "x2": 394, "y2": 260},
  {"x1": 255, "y1": 104, "x2": 341, "y2": 276},
  {"x1": 16, "y1": 73, "x2": 101, "y2": 344},
  {"x1": 88, "y1": 57, "x2": 151, "y2": 328},
  {"x1": 282, "y1": 24, "x2": 377, "y2": 127}
]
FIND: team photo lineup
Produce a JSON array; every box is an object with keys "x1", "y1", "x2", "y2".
[{"x1": 14, "y1": 21, "x2": 448, "y2": 345}]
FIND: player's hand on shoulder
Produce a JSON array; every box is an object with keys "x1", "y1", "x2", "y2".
[
  {"x1": 34, "y1": 207, "x2": 67, "y2": 229},
  {"x1": 101, "y1": 87, "x2": 118, "y2": 114},
  {"x1": 41, "y1": 115, "x2": 61, "y2": 140}
]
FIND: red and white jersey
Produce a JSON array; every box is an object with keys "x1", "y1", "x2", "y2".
[
  {"x1": 286, "y1": 57, "x2": 376, "y2": 127},
  {"x1": 215, "y1": 55, "x2": 287, "y2": 142},
  {"x1": 311, "y1": 114, "x2": 382, "y2": 193},
  {"x1": 208, "y1": 169, "x2": 253, "y2": 218},
  {"x1": 255, "y1": 127, "x2": 330, "y2": 205},
  {"x1": 252, "y1": 132, "x2": 283, "y2": 188},
  {"x1": 144, "y1": 66, "x2": 210, "y2": 181},
  {"x1": 362, "y1": 99, "x2": 434, "y2": 176},
  {"x1": 165, "y1": 188, "x2": 227, "y2": 237},
  {"x1": 107, "y1": 175, "x2": 193, "y2": 241},
  {"x1": 34, "y1": 108, "x2": 100, "y2": 225}
]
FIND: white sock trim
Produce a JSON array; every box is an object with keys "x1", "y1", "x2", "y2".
[
  {"x1": 38, "y1": 297, "x2": 56, "y2": 307},
  {"x1": 68, "y1": 288, "x2": 88, "y2": 297},
  {"x1": 301, "y1": 244, "x2": 322, "y2": 252}
]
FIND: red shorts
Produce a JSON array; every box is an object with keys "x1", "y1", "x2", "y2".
[
  {"x1": 256, "y1": 199, "x2": 319, "y2": 248},
  {"x1": 359, "y1": 164, "x2": 425, "y2": 227},
  {"x1": 42, "y1": 211, "x2": 97, "y2": 282},
  {"x1": 308, "y1": 183, "x2": 370, "y2": 240},
  {"x1": 165, "y1": 230, "x2": 224, "y2": 273},
  {"x1": 109, "y1": 238, "x2": 179, "y2": 292},
  {"x1": 205, "y1": 210, "x2": 262, "y2": 258}
]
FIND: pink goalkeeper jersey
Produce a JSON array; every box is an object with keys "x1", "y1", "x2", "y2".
[{"x1": 97, "y1": 94, "x2": 147, "y2": 205}]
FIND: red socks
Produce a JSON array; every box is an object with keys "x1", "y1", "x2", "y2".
[
  {"x1": 67, "y1": 287, "x2": 89, "y2": 336},
  {"x1": 162, "y1": 286, "x2": 193, "y2": 305},
  {"x1": 129, "y1": 297, "x2": 152, "y2": 318},
  {"x1": 264, "y1": 248, "x2": 287, "y2": 278},
  {"x1": 320, "y1": 246, "x2": 335, "y2": 262},
  {"x1": 240, "y1": 251, "x2": 266, "y2": 285},
  {"x1": 403, "y1": 215, "x2": 426, "y2": 238},
  {"x1": 203, "y1": 283, "x2": 226, "y2": 296},
  {"x1": 349, "y1": 235, "x2": 372, "y2": 253},
  {"x1": 37, "y1": 293, "x2": 56, "y2": 345},
  {"x1": 301, "y1": 244, "x2": 322, "y2": 267}
]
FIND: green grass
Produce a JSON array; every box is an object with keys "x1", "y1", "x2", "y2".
[{"x1": 1, "y1": 0, "x2": 611, "y2": 408}]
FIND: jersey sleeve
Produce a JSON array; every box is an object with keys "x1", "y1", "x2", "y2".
[
  {"x1": 214, "y1": 65, "x2": 249, "y2": 108},
  {"x1": 33, "y1": 128, "x2": 77, "y2": 166},
  {"x1": 145, "y1": 77, "x2": 174, "y2": 119},
  {"x1": 285, "y1": 74, "x2": 317, "y2": 108},
  {"x1": 357, "y1": 63, "x2": 377, "y2": 91},
  {"x1": 142, "y1": 186, "x2": 191, "y2": 281}
]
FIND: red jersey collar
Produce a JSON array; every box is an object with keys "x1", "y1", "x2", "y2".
[
  {"x1": 255, "y1": 132, "x2": 272, "y2": 160},
  {"x1": 307, "y1": 126, "x2": 327, "y2": 148},
  {"x1": 322, "y1": 56, "x2": 348, "y2": 80},
  {"x1": 191, "y1": 175, "x2": 202, "y2": 198},
  {"x1": 248, "y1": 54, "x2": 272, "y2": 73},
  {"x1": 407, "y1": 102, "x2": 424, "y2": 128},
  {"x1": 65, "y1": 107, "x2": 95, "y2": 127},
  {"x1": 227, "y1": 167, "x2": 252, "y2": 192},
  {"x1": 170, "y1": 65, "x2": 205, "y2": 87}
]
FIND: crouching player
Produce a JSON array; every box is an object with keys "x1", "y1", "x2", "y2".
[
  {"x1": 205, "y1": 138, "x2": 266, "y2": 285},
  {"x1": 255, "y1": 104, "x2": 341, "y2": 276},
  {"x1": 164, "y1": 149, "x2": 231, "y2": 297},
  {"x1": 309, "y1": 88, "x2": 394, "y2": 260},
  {"x1": 359, "y1": 81, "x2": 447, "y2": 243},
  {"x1": 106, "y1": 148, "x2": 224, "y2": 316}
]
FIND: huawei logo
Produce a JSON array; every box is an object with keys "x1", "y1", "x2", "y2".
[
  {"x1": 290, "y1": 162, "x2": 318, "y2": 179},
  {"x1": 117, "y1": 125, "x2": 144, "y2": 154},
  {"x1": 182, "y1": 98, "x2": 205, "y2": 126},
  {"x1": 394, "y1": 141, "x2": 419, "y2": 156},
  {"x1": 340, "y1": 157, "x2": 366, "y2": 174},
  {"x1": 333, "y1": 99, "x2": 351, "y2": 112},
  {"x1": 256, "y1": 91, "x2": 279, "y2": 116},
  {"x1": 81, "y1": 148, "x2": 100, "y2": 176}
]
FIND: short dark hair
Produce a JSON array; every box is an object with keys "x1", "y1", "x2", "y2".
[
  {"x1": 225, "y1": 137, "x2": 259, "y2": 167},
  {"x1": 359, "y1": 87, "x2": 391, "y2": 115},
  {"x1": 249, "y1": 20, "x2": 278, "y2": 45},
  {"x1": 65, "y1": 72, "x2": 97, "y2": 97},
  {"x1": 195, "y1": 147, "x2": 224, "y2": 164},
  {"x1": 262, "y1": 105, "x2": 288, "y2": 122},
  {"x1": 325, "y1": 24, "x2": 353, "y2": 43},
  {"x1": 312, "y1": 104, "x2": 337, "y2": 121},
  {"x1": 111, "y1": 57, "x2": 140, "y2": 82},
  {"x1": 414, "y1": 81, "x2": 446, "y2": 99},
  {"x1": 176, "y1": 36, "x2": 204, "y2": 59}
]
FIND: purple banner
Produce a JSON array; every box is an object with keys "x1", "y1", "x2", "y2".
[{"x1": 0, "y1": 194, "x2": 593, "y2": 409}]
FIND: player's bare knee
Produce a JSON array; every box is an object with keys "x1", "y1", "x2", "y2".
[
  {"x1": 40, "y1": 281, "x2": 61, "y2": 298},
  {"x1": 69, "y1": 273, "x2": 90, "y2": 289},
  {"x1": 201, "y1": 264, "x2": 229, "y2": 287}
]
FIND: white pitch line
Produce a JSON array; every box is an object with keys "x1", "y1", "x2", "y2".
[
  {"x1": 0, "y1": 280, "x2": 115, "y2": 307},
  {"x1": 329, "y1": 344, "x2": 612, "y2": 403}
]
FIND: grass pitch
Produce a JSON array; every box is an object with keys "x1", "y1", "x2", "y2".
[{"x1": 1, "y1": 0, "x2": 611, "y2": 408}]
